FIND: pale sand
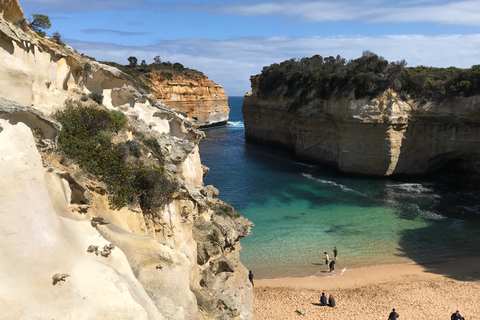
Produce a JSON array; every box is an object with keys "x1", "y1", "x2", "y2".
[{"x1": 254, "y1": 257, "x2": 480, "y2": 319}]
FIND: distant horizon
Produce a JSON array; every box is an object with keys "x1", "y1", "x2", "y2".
[{"x1": 20, "y1": 0, "x2": 480, "y2": 96}]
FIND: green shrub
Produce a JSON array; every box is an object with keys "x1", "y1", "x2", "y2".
[
  {"x1": 207, "y1": 233, "x2": 219, "y2": 244},
  {"x1": 140, "y1": 137, "x2": 164, "y2": 163},
  {"x1": 81, "y1": 93, "x2": 89, "y2": 101},
  {"x1": 54, "y1": 101, "x2": 176, "y2": 211},
  {"x1": 28, "y1": 14, "x2": 50, "y2": 37},
  {"x1": 13, "y1": 18, "x2": 27, "y2": 30},
  {"x1": 51, "y1": 32, "x2": 64, "y2": 46},
  {"x1": 118, "y1": 140, "x2": 142, "y2": 158},
  {"x1": 212, "y1": 203, "x2": 241, "y2": 218},
  {"x1": 258, "y1": 52, "x2": 480, "y2": 105},
  {"x1": 135, "y1": 166, "x2": 177, "y2": 213}
]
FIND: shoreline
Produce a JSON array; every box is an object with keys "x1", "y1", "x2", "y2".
[{"x1": 253, "y1": 257, "x2": 480, "y2": 319}]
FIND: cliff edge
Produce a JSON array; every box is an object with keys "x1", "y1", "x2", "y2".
[
  {"x1": 0, "y1": 2, "x2": 252, "y2": 319},
  {"x1": 243, "y1": 54, "x2": 480, "y2": 177}
]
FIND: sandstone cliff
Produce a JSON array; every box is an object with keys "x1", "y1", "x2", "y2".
[
  {"x1": 0, "y1": 2, "x2": 252, "y2": 319},
  {"x1": 243, "y1": 75, "x2": 480, "y2": 177},
  {"x1": 146, "y1": 72, "x2": 229, "y2": 128}
]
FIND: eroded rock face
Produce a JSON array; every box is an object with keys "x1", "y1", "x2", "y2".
[
  {"x1": 0, "y1": 2, "x2": 253, "y2": 319},
  {"x1": 146, "y1": 72, "x2": 230, "y2": 128},
  {"x1": 243, "y1": 78, "x2": 480, "y2": 176}
]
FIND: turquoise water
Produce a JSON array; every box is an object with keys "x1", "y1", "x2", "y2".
[{"x1": 199, "y1": 96, "x2": 480, "y2": 279}]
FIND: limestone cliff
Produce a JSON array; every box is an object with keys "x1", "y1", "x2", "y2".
[
  {"x1": 244, "y1": 75, "x2": 480, "y2": 176},
  {"x1": 0, "y1": 2, "x2": 253, "y2": 319},
  {"x1": 146, "y1": 72, "x2": 229, "y2": 128}
]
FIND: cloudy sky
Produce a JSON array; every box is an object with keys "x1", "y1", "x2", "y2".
[{"x1": 20, "y1": 0, "x2": 480, "y2": 96}]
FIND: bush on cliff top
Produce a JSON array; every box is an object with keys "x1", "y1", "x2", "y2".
[
  {"x1": 54, "y1": 100, "x2": 177, "y2": 211},
  {"x1": 257, "y1": 51, "x2": 480, "y2": 105},
  {"x1": 101, "y1": 59, "x2": 205, "y2": 93}
]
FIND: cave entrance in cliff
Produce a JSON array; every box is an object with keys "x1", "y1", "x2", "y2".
[{"x1": 428, "y1": 155, "x2": 478, "y2": 177}]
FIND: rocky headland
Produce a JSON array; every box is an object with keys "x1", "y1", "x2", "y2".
[
  {"x1": 0, "y1": 1, "x2": 252, "y2": 319},
  {"x1": 146, "y1": 72, "x2": 230, "y2": 128},
  {"x1": 243, "y1": 53, "x2": 480, "y2": 177}
]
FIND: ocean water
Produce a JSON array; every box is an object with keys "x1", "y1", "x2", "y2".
[{"x1": 199, "y1": 96, "x2": 480, "y2": 279}]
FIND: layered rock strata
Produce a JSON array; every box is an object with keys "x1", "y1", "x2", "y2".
[
  {"x1": 0, "y1": 2, "x2": 253, "y2": 319},
  {"x1": 243, "y1": 76, "x2": 480, "y2": 176},
  {"x1": 146, "y1": 72, "x2": 230, "y2": 128}
]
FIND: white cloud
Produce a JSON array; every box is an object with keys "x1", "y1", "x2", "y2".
[
  {"x1": 217, "y1": 0, "x2": 480, "y2": 26},
  {"x1": 68, "y1": 33, "x2": 480, "y2": 96}
]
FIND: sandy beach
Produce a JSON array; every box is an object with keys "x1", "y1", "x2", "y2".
[{"x1": 254, "y1": 257, "x2": 480, "y2": 319}]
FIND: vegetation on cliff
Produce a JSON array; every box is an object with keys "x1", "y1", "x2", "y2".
[
  {"x1": 54, "y1": 99, "x2": 177, "y2": 211},
  {"x1": 102, "y1": 58, "x2": 206, "y2": 93},
  {"x1": 257, "y1": 51, "x2": 480, "y2": 106}
]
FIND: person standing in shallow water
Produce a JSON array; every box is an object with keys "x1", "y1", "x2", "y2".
[
  {"x1": 333, "y1": 247, "x2": 338, "y2": 260},
  {"x1": 248, "y1": 270, "x2": 254, "y2": 286},
  {"x1": 324, "y1": 252, "x2": 329, "y2": 267}
]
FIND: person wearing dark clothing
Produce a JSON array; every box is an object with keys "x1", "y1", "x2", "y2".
[
  {"x1": 328, "y1": 295, "x2": 336, "y2": 307},
  {"x1": 320, "y1": 292, "x2": 327, "y2": 306},
  {"x1": 248, "y1": 270, "x2": 254, "y2": 286},
  {"x1": 329, "y1": 260, "x2": 335, "y2": 272},
  {"x1": 388, "y1": 308, "x2": 399, "y2": 320},
  {"x1": 451, "y1": 310, "x2": 462, "y2": 320},
  {"x1": 333, "y1": 247, "x2": 338, "y2": 260}
]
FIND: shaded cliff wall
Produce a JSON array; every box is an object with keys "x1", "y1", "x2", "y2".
[
  {"x1": 0, "y1": 2, "x2": 253, "y2": 319},
  {"x1": 243, "y1": 76, "x2": 480, "y2": 176},
  {"x1": 146, "y1": 72, "x2": 230, "y2": 127}
]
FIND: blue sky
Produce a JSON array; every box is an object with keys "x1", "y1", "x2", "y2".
[{"x1": 20, "y1": 0, "x2": 480, "y2": 96}]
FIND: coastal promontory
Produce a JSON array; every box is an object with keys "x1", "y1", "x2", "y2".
[{"x1": 243, "y1": 52, "x2": 480, "y2": 177}]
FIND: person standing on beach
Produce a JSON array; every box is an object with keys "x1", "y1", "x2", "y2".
[
  {"x1": 333, "y1": 247, "x2": 338, "y2": 260},
  {"x1": 329, "y1": 260, "x2": 335, "y2": 272},
  {"x1": 388, "y1": 308, "x2": 399, "y2": 320},
  {"x1": 248, "y1": 270, "x2": 254, "y2": 286},
  {"x1": 324, "y1": 252, "x2": 329, "y2": 266}
]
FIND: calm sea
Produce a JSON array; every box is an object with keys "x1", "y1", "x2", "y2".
[{"x1": 199, "y1": 96, "x2": 480, "y2": 279}]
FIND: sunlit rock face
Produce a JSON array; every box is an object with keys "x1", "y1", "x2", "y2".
[
  {"x1": 0, "y1": 1, "x2": 253, "y2": 319},
  {"x1": 146, "y1": 72, "x2": 230, "y2": 128},
  {"x1": 243, "y1": 76, "x2": 480, "y2": 176}
]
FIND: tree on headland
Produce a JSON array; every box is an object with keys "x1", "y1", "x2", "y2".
[
  {"x1": 28, "y1": 14, "x2": 51, "y2": 37},
  {"x1": 128, "y1": 56, "x2": 138, "y2": 68},
  {"x1": 154, "y1": 55, "x2": 161, "y2": 64}
]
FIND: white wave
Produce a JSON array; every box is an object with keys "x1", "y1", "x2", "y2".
[
  {"x1": 418, "y1": 209, "x2": 446, "y2": 220},
  {"x1": 459, "y1": 205, "x2": 480, "y2": 214},
  {"x1": 227, "y1": 121, "x2": 244, "y2": 127},
  {"x1": 292, "y1": 161, "x2": 317, "y2": 168},
  {"x1": 302, "y1": 174, "x2": 367, "y2": 197},
  {"x1": 389, "y1": 183, "x2": 433, "y2": 194}
]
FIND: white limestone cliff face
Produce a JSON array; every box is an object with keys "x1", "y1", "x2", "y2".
[
  {"x1": 0, "y1": 2, "x2": 253, "y2": 319},
  {"x1": 146, "y1": 72, "x2": 230, "y2": 128},
  {"x1": 243, "y1": 77, "x2": 480, "y2": 176}
]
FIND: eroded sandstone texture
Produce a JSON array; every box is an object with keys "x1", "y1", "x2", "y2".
[
  {"x1": 0, "y1": 2, "x2": 253, "y2": 319},
  {"x1": 147, "y1": 72, "x2": 229, "y2": 128},
  {"x1": 243, "y1": 75, "x2": 480, "y2": 176}
]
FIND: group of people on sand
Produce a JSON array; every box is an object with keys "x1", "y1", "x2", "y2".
[
  {"x1": 319, "y1": 292, "x2": 335, "y2": 307},
  {"x1": 324, "y1": 247, "x2": 337, "y2": 272},
  {"x1": 451, "y1": 310, "x2": 466, "y2": 320}
]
